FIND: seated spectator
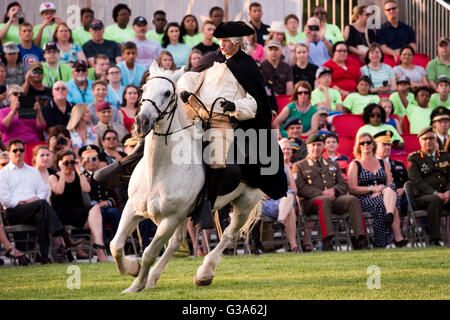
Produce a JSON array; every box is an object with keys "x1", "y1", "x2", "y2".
[
  {"x1": 162, "y1": 22, "x2": 191, "y2": 68},
  {"x1": 378, "y1": 0, "x2": 416, "y2": 61},
  {"x1": 0, "y1": 138, "x2": 80, "y2": 265},
  {"x1": 83, "y1": 19, "x2": 122, "y2": 67},
  {"x1": 181, "y1": 14, "x2": 203, "y2": 48},
  {"x1": 0, "y1": 85, "x2": 46, "y2": 145},
  {"x1": 66, "y1": 60, "x2": 95, "y2": 105},
  {"x1": 374, "y1": 131, "x2": 408, "y2": 217},
  {"x1": 94, "y1": 104, "x2": 127, "y2": 150},
  {"x1": 87, "y1": 54, "x2": 110, "y2": 82},
  {"x1": 80, "y1": 145, "x2": 120, "y2": 241},
  {"x1": 407, "y1": 126, "x2": 450, "y2": 246},
  {"x1": 105, "y1": 65, "x2": 124, "y2": 107},
  {"x1": 17, "y1": 23, "x2": 44, "y2": 69},
  {"x1": 273, "y1": 81, "x2": 319, "y2": 138},
  {"x1": 119, "y1": 85, "x2": 139, "y2": 133},
  {"x1": 130, "y1": 16, "x2": 162, "y2": 69},
  {"x1": 22, "y1": 62, "x2": 52, "y2": 100},
  {"x1": 0, "y1": 150, "x2": 9, "y2": 167},
  {"x1": 430, "y1": 107, "x2": 450, "y2": 150},
  {"x1": 32, "y1": 145, "x2": 53, "y2": 198},
  {"x1": 343, "y1": 76, "x2": 380, "y2": 114},
  {"x1": 405, "y1": 86, "x2": 433, "y2": 134},
  {"x1": 156, "y1": 50, "x2": 177, "y2": 71},
  {"x1": 323, "y1": 42, "x2": 361, "y2": 96},
  {"x1": 42, "y1": 80, "x2": 73, "y2": 129},
  {"x1": 323, "y1": 133, "x2": 350, "y2": 178},
  {"x1": 0, "y1": 212, "x2": 29, "y2": 265},
  {"x1": 47, "y1": 125, "x2": 72, "y2": 170},
  {"x1": 389, "y1": 75, "x2": 415, "y2": 117},
  {"x1": 72, "y1": 8, "x2": 94, "y2": 47},
  {"x1": 103, "y1": 4, "x2": 134, "y2": 44},
  {"x1": 357, "y1": 103, "x2": 403, "y2": 148},
  {"x1": 299, "y1": 17, "x2": 332, "y2": 67},
  {"x1": 186, "y1": 49, "x2": 202, "y2": 71},
  {"x1": 313, "y1": 6, "x2": 344, "y2": 44},
  {"x1": 209, "y1": 7, "x2": 224, "y2": 27},
  {"x1": 361, "y1": 43, "x2": 397, "y2": 94},
  {"x1": 88, "y1": 80, "x2": 121, "y2": 125},
  {"x1": 244, "y1": 31, "x2": 265, "y2": 62},
  {"x1": 289, "y1": 138, "x2": 307, "y2": 164},
  {"x1": 0, "y1": 65, "x2": 7, "y2": 106},
  {"x1": 193, "y1": 20, "x2": 219, "y2": 55},
  {"x1": 293, "y1": 134, "x2": 369, "y2": 251},
  {"x1": 49, "y1": 149, "x2": 108, "y2": 261},
  {"x1": 33, "y1": 2, "x2": 61, "y2": 49},
  {"x1": 147, "y1": 10, "x2": 167, "y2": 45},
  {"x1": 283, "y1": 117, "x2": 303, "y2": 140},
  {"x1": 344, "y1": 5, "x2": 378, "y2": 58},
  {"x1": 311, "y1": 67, "x2": 343, "y2": 112},
  {"x1": 261, "y1": 138, "x2": 299, "y2": 252},
  {"x1": 53, "y1": 22, "x2": 87, "y2": 67},
  {"x1": 265, "y1": 21, "x2": 294, "y2": 64},
  {"x1": 117, "y1": 42, "x2": 146, "y2": 87},
  {"x1": 0, "y1": 2, "x2": 24, "y2": 44},
  {"x1": 393, "y1": 46, "x2": 430, "y2": 90},
  {"x1": 260, "y1": 40, "x2": 293, "y2": 95},
  {"x1": 426, "y1": 37, "x2": 450, "y2": 90},
  {"x1": 347, "y1": 133, "x2": 407, "y2": 248},
  {"x1": 67, "y1": 103, "x2": 99, "y2": 153},
  {"x1": 292, "y1": 43, "x2": 317, "y2": 89},
  {"x1": 429, "y1": 75, "x2": 450, "y2": 110},
  {"x1": 98, "y1": 129, "x2": 127, "y2": 164},
  {"x1": 248, "y1": 2, "x2": 270, "y2": 46},
  {"x1": 316, "y1": 106, "x2": 335, "y2": 133},
  {"x1": 380, "y1": 98, "x2": 401, "y2": 134},
  {"x1": 42, "y1": 41, "x2": 72, "y2": 88},
  {"x1": 284, "y1": 14, "x2": 305, "y2": 48},
  {"x1": 1, "y1": 42, "x2": 26, "y2": 86}
]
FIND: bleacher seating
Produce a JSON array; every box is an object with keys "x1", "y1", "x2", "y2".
[
  {"x1": 332, "y1": 114, "x2": 365, "y2": 137},
  {"x1": 24, "y1": 142, "x2": 47, "y2": 166},
  {"x1": 412, "y1": 53, "x2": 430, "y2": 69},
  {"x1": 383, "y1": 54, "x2": 398, "y2": 68},
  {"x1": 337, "y1": 135, "x2": 355, "y2": 160},
  {"x1": 275, "y1": 95, "x2": 291, "y2": 115}
]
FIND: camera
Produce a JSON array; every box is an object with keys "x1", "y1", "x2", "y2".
[
  {"x1": 0, "y1": 85, "x2": 6, "y2": 95},
  {"x1": 383, "y1": 80, "x2": 389, "y2": 87},
  {"x1": 56, "y1": 136, "x2": 68, "y2": 146},
  {"x1": 309, "y1": 25, "x2": 320, "y2": 31},
  {"x1": 50, "y1": 17, "x2": 55, "y2": 23}
]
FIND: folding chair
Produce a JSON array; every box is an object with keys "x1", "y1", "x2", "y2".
[
  {"x1": 404, "y1": 181, "x2": 429, "y2": 247},
  {"x1": 259, "y1": 215, "x2": 290, "y2": 252}
]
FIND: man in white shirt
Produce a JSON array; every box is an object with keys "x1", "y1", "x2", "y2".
[
  {"x1": 130, "y1": 16, "x2": 161, "y2": 69},
  {"x1": 0, "y1": 139, "x2": 80, "y2": 264}
]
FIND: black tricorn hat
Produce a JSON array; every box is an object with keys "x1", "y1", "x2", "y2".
[{"x1": 213, "y1": 21, "x2": 255, "y2": 38}]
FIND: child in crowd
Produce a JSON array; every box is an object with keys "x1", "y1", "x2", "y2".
[
  {"x1": 284, "y1": 14, "x2": 305, "y2": 47},
  {"x1": 42, "y1": 41, "x2": 72, "y2": 88},
  {"x1": 429, "y1": 75, "x2": 450, "y2": 110},
  {"x1": 316, "y1": 106, "x2": 335, "y2": 133},
  {"x1": 323, "y1": 133, "x2": 350, "y2": 179},
  {"x1": 311, "y1": 67, "x2": 343, "y2": 112},
  {"x1": 180, "y1": 14, "x2": 203, "y2": 48},
  {"x1": 33, "y1": 2, "x2": 61, "y2": 48},
  {"x1": 389, "y1": 75, "x2": 415, "y2": 117},
  {"x1": 117, "y1": 42, "x2": 146, "y2": 87},
  {"x1": 88, "y1": 54, "x2": 110, "y2": 81},
  {"x1": 343, "y1": 76, "x2": 380, "y2": 114},
  {"x1": 380, "y1": 98, "x2": 402, "y2": 134}
]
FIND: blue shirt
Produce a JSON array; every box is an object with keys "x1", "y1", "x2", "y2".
[
  {"x1": 66, "y1": 79, "x2": 95, "y2": 105},
  {"x1": 299, "y1": 40, "x2": 330, "y2": 67},
  {"x1": 165, "y1": 44, "x2": 191, "y2": 68},
  {"x1": 117, "y1": 61, "x2": 147, "y2": 87},
  {"x1": 18, "y1": 44, "x2": 44, "y2": 69},
  {"x1": 378, "y1": 21, "x2": 416, "y2": 50},
  {"x1": 106, "y1": 85, "x2": 125, "y2": 108}
]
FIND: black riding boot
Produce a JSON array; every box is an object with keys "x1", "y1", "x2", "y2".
[{"x1": 94, "y1": 138, "x2": 145, "y2": 190}]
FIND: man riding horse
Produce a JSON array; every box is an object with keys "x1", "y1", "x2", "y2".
[{"x1": 95, "y1": 21, "x2": 287, "y2": 227}]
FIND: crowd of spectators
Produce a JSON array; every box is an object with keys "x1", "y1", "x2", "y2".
[{"x1": 0, "y1": 0, "x2": 449, "y2": 265}]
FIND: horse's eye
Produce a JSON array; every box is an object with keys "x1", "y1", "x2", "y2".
[{"x1": 164, "y1": 90, "x2": 171, "y2": 97}]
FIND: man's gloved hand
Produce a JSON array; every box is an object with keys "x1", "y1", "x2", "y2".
[
  {"x1": 180, "y1": 91, "x2": 191, "y2": 103},
  {"x1": 221, "y1": 100, "x2": 236, "y2": 113}
]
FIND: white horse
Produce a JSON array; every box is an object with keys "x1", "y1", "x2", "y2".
[{"x1": 110, "y1": 62, "x2": 262, "y2": 294}]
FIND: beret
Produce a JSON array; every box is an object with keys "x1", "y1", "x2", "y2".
[
  {"x1": 306, "y1": 133, "x2": 324, "y2": 144},
  {"x1": 283, "y1": 117, "x2": 303, "y2": 130}
]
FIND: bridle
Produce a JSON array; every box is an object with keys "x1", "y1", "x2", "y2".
[{"x1": 140, "y1": 76, "x2": 194, "y2": 144}]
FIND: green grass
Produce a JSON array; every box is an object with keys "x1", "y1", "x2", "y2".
[{"x1": 0, "y1": 247, "x2": 449, "y2": 300}]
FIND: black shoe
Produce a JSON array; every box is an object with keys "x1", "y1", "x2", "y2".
[
  {"x1": 61, "y1": 230, "x2": 83, "y2": 248},
  {"x1": 430, "y1": 240, "x2": 442, "y2": 247},
  {"x1": 393, "y1": 239, "x2": 408, "y2": 248},
  {"x1": 40, "y1": 257, "x2": 52, "y2": 265},
  {"x1": 251, "y1": 247, "x2": 263, "y2": 255},
  {"x1": 322, "y1": 237, "x2": 334, "y2": 251},
  {"x1": 272, "y1": 221, "x2": 285, "y2": 231},
  {"x1": 385, "y1": 213, "x2": 394, "y2": 228},
  {"x1": 355, "y1": 235, "x2": 369, "y2": 250}
]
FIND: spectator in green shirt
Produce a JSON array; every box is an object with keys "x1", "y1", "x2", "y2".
[
  {"x1": 405, "y1": 86, "x2": 433, "y2": 135},
  {"x1": 313, "y1": 6, "x2": 344, "y2": 44},
  {"x1": 72, "y1": 8, "x2": 94, "y2": 47},
  {"x1": 0, "y1": 2, "x2": 25, "y2": 44},
  {"x1": 429, "y1": 75, "x2": 450, "y2": 111},
  {"x1": 284, "y1": 14, "x2": 305, "y2": 49},
  {"x1": 33, "y1": 2, "x2": 61, "y2": 49},
  {"x1": 343, "y1": 76, "x2": 380, "y2": 114},
  {"x1": 180, "y1": 15, "x2": 203, "y2": 48},
  {"x1": 104, "y1": 4, "x2": 134, "y2": 44},
  {"x1": 147, "y1": 11, "x2": 167, "y2": 45},
  {"x1": 426, "y1": 37, "x2": 450, "y2": 90},
  {"x1": 42, "y1": 41, "x2": 72, "y2": 88},
  {"x1": 311, "y1": 67, "x2": 343, "y2": 112},
  {"x1": 389, "y1": 75, "x2": 415, "y2": 117}
]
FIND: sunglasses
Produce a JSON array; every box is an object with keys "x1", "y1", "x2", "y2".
[
  {"x1": 32, "y1": 69, "x2": 44, "y2": 75},
  {"x1": 297, "y1": 91, "x2": 309, "y2": 96},
  {"x1": 54, "y1": 87, "x2": 67, "y2": 91},
  {"x1": 12, "y1": 148, "x2": 25, "y2": 153},
  {"x1": 75, "y1": 68, "x2": 87, "y2": 73},
  {"x1": 370, "y1": 113, "x2": 382, "y2": 118},
  {"x1": 11, "y1": 92, "x2": 21, "y2": 97},
  {"x1": 359, "y1": 141, "x2": 373, "y2": 146},
  {"x1": 0, "y1": 162, "x2": 8, "y2": 167},
  {"x1": 63, "y1": 160, "x2": 76, "y2": 166}
]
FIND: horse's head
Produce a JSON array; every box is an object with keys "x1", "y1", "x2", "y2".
[{"x1": 136, "y1": 61, "x2": 185, "y2": 137}]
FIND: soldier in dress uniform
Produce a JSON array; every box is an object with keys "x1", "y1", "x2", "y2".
[
  {"x1": 284, "y1": 118, "x2": 308, "y2": 163},
  {"x1": 374, "y1": 130, "x2": 409, "y2": 216},
  {"x1": 407, "y1": 126, "x2": 450, "y2": 246},
  {"x1": 292, "y1": 134, "x2": 368, "y2": 251},
  {"x1": 430, "y1": 107, "x2": 450, "y2": 151}
]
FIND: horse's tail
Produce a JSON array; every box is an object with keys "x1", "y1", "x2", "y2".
[{"x1": 239, "y1": 200, "x2": 262, "y2": 239}]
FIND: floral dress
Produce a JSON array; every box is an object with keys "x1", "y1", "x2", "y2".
[{"x1": 70, "y1": 126, "x2": 97, "y2": 150}]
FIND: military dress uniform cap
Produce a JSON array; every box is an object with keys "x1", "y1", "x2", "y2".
[
  {"x1": 124, "y1": 137, "x2": 139, "y2": 147},
  {"x1": 213, "y1": 21, "x2": 255, "y2": 38},
  {"x1": 284, "y1": 117, "x2": 302, "y2": 130},
  {"x1": 79, "y1": 145, "x2": 101, "y2": 158},
  {"x1": 417, "y1": 126, "x2": 435, "y2": 138},
  {"x1": 430, "y1": 107, "x2": 450, "y2": 123},
  {"x1": 306, "y1": 133, "x2": 324, "y2": 144},
  {"x1": 373, "y1": 130, "x2": 393, "y2": 143},
  {"x1": 289, "y1": 137, "x2": 303, "y2": 150}
]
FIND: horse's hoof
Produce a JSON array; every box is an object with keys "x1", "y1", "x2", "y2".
[{"x1": 194, "y1": 275, "x2": 213, "y2": 287}]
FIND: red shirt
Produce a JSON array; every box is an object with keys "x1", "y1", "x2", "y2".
[{"x1": 322, "y1": 58, "x2": 361, "y2": 93}]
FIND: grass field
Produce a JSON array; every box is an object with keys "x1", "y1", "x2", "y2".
[{"x1": 0, "y1": 247, "x2": 449, "y2": 300}]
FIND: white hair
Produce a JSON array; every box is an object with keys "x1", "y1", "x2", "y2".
[{"x1": 226, "y1": 37, "x2": 249, "y2": 51}]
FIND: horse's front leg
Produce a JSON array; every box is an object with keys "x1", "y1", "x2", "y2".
[
  {"x1": 110, "y1": 202, "x2": 144, "y2": 277},
  {"x1": 122, "y1": 215, "x2": 183, "y2": 294},
  {"x1": 146, "y1": 217, "x2": 188, "y2": 289}
]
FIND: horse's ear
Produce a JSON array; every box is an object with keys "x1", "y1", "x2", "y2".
[
  {"x1": 149, "y1": 60, "x2": 160, "y2": 76},
  {"x1": 172, "y1": 67, "x2": 185, "y2": 82}
]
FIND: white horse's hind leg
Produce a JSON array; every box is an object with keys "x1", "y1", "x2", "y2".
[
  {"x1": 110, "y1": 202, "x2": 144, "y2": 277},
  {"x1": 122, "y1": 215, "x2": 184, "y2": 294},
  {"x1": 146, "y1": 218, "x2": 188, "y2": 289},
  {"x1": 194, "y1": 187, "x2": 261, "y2": 286}
]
